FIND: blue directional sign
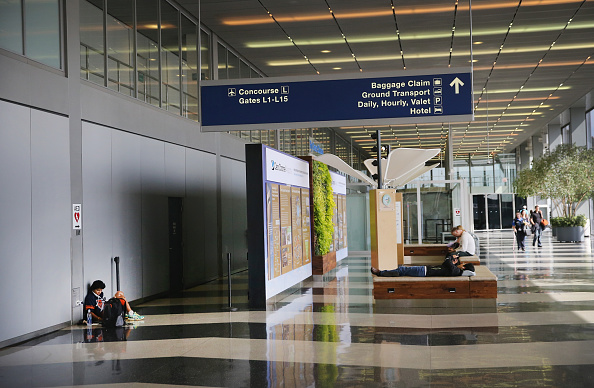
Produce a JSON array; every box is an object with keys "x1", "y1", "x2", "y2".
[{"x1": 200, "y1": 68, "x2": 473, "y2": 132}]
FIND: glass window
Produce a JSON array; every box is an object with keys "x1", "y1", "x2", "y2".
[
  {"x1": 0, "y1": 0, "x2": 23, "y2": 54},
  {"x1": 261, "y1": 130, "x2": 275, "y2": 147},
  {"x1": 136, "y1": 0, "x2": 160, "y2": 106},
  {"x1": 181, "y1": 16, "x2": 198, "y2": 121},
  {"x1": 335, "y1": 135, "x2": 349, "y2": 165},
  {"x1": 227, "y1": 51, "x2": 239, "y2": 79},
  {"x1": 239, "y1": 60, "x2": 249, "y2": 78},
  {"x1": 25, "y1": 0, "x2": 61, "y2": 68},
  {"x1": 217, "y1": 43, "x2": 227, "y2": 79},
  {"x1": 250, "y1": 130, "x2": 261, "y2": 144},
  {"x1": 250, "y1": 68, "x2": 260, "y2": 78},
  {"x1": 106, "y1": 0, "x2": 134, "y2": 96},
  {"x1": 487, "y1": 194, "x2": 501, "y2": 229},
  {"x1": 200, "y1": 29, "x2": 210, "y2": 80},
  {"x1": 161, "y1": 0, "x2": 180, "y2": 113},
  {"x1": 80, "y1": 0, "x2": 104, "y2": 85}
]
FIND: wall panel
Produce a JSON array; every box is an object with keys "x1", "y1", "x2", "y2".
[
  {"x1": 184, "y1": 149, "x2": 206, "y2": 285},
  {"x1": 165, "y1": 143, "x2": 186, "y2": 198},
  {"x1": 0, "y1": 101, "x2": 33, "y2": 342},
  {"x1": 221, "y1": 157, "x2": 234, "y2": 268},
  {"x1": 111, "y1": 130, "x2": 143, "y2": 300},
  {"x1": 202, "y1": 152, "x2": 219, "y2": 281},
  {"x1": 30, "y1": 110, "x2": 71, "y2": 330},
  {"x1": 141, "y1": 137, "x2": 168, "y2": 296},
  {"x1": 82, "y1": 123, "x2": 113, "y2": 294}
]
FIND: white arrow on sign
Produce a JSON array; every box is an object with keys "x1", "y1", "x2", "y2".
[{"x1": 449, "y1": 77, "x2": 464, "y2": 94}]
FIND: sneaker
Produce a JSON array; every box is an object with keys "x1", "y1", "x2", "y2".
[
  {"x1": 126, "y1": 312, "x2": 144, "y2": 321},
  {"x1": 370, "y1": 267, "x2": 380, "y2": 276}
]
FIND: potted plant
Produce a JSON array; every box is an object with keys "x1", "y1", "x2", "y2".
[
  {"x1": 550, "y1": 214, "x2": 586, "y2": 242},
  {"x1": 514, "y1": 144, "x2": 594, "y2": 242},
  {"x1": 312, "y1": 160, "x2": 336, "y2": 274}
]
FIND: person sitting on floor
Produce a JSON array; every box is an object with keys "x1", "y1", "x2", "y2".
[
  {"x1": 84, "y1": 280, "x2": 144, "y2": 323},
  {"x1": 370, "y1": 257, "x2": 475, "y2": 277}
]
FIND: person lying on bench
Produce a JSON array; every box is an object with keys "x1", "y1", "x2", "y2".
[{"x1": 370, "y1": 257, "x2": 476, "y2": 277}]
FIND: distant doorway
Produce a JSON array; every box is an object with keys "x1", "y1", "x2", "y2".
[
  {"x1": 474, "y1": 194, "x2": 519, "y2": 230},
  {"x1": 168, "y1": 197, "x2": 184, "y2": 292}
]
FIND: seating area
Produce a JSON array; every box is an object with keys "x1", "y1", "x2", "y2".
[
  {"x1": 372, "y1": 265, "x2": 497, "y2": 300},
  {"x1": 372, "y1": 244, "x2": 497, "y2": 306}
]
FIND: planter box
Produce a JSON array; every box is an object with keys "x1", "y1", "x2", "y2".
[
  {"x1": 312, "y1": 251, "x2": 336, "y2": 275},
  {"x1": 555, "y1": 226, "x2": 585, "y2": 242}
]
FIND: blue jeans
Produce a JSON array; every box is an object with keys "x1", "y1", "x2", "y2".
[
  {"x1": 516, "y1": 231, "x2": 526, "y2": 249},
  {"x1": 379, "y1": 266, "x2": 427, "y2": 277},
  {"x1": 533, "y1": 226, "x2": 542, "y2": 246}
]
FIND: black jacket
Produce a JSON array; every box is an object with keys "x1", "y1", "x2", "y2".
[{"x1": 425, "y1": 258, "x2": 463, "y2": 277}]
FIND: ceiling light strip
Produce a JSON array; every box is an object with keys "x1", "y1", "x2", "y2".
[
  {"x1": 497, "y1": 50, "x2": 593, "y2": 150},
  {"x1": 473, "y1": 0, "x2": 523, "y2": 114},
  {"x1": 325, "y1": 0, "x2": 363, "y2": 71},
  {"x1": 256, "y1": 0, "x2": 320, "y2": 74},
  {"x1": 489, "y1": 0, "x2": 587, "y2": 151},
  {"x1": 448, "y1": 0, "x2": 460, "y2": 68},
  {"x1": 457, "y1": 0, "x2": 522, "y2": 159},
  {"x1": 390, "y1": 0, "x2": 406, "y2": 70}
]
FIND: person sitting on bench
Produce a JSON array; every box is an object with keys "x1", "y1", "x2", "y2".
[
  {"x1": 446, "y1": 225, "x2": 475, "y2": 261},
  {"x1": 370, "y1": 257, "x2": 475, "y2": 277}
]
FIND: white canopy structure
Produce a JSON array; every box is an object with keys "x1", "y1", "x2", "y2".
[
  {"x1": 314, "y1": 153, "x2": 377, "y2": 187},
  {"x1": 363, "y1": 148, "x2": 441, "y2": 187},
  {"x1": 389, "y1": 162, "x2": 439, "y2": 187},
  {"x1": 314, "y1": 148, "x2": 440, "y2": 189}
]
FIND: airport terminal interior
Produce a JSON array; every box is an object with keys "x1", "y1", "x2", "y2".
[{"x1": 1, "y1": 0, "x2": 594, "y2": 387}]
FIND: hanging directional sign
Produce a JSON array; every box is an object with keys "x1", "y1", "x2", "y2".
[{"x1": 200, "y1": 68, "x2": 473, "y2": 132}]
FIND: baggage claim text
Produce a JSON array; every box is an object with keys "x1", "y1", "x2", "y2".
[{"x1": 359, "y1": 80, "x2": 432, "y2": 114}]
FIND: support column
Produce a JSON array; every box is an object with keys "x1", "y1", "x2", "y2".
[
  {"x1": 66, "y1": 0, "x2": 84, "y2": 323},
  {"x1": 547, "y1": 123, "x2": 562, "y2": 152},
  {"x1": 445, "y1": 124, "x2": 454, "y2": 180},
  {"x1": 570, "y1": 107, "x2": 590, "y2": 232},
  {"x1": 570, "y1": 107, "x2": 587, "y2": 147},
  {"x1": 532, "y1": 133, "x2": 544, "y2": 159}
]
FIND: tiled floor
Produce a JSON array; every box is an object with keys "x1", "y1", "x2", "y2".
[{"x1": 2, "y1": 230, "x2": 594, "y2": 387}]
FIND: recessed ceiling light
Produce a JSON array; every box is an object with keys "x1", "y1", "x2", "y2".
[
  {"x1": 332, "y1": 67, "x2": 342, "y2": 70},
  {"x1": 474, "y1": 41, "x2": 484, "y2": 45},
  {"x1": 321, "y1": 50, "x2": 331, "y2": 53},
  {"x1": 469, "y1": 59, "x2": 478, "y2": 63}
]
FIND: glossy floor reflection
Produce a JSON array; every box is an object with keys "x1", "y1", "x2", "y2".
[{"x1": 1, "y1": 230, "x2": 594, "y2": 387}]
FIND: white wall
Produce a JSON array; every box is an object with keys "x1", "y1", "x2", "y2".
[
  {"x1": 81, "y1": 122, "x2": 233, "y2": 299},
  {"x1": 221, "y1": 157, "x2": 248, "y2": 271},
  {"x1": 0, "y1": 101, "x2": 71, "y2": 343}
]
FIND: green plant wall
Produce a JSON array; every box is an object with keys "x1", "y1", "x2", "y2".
[{"x1": 312, "y1": 161, "x2": 335, "y2": 256}]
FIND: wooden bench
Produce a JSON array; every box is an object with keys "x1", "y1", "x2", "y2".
[
  {"x1": 404, "y1": 243, "x2": 481, "y2": 266},
  {"x1": 373, "y1": 265, "x2": 497, "y2": 301}
]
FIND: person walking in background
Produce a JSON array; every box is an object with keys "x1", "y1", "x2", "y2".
[
  {"x1": 512, "y1": 211, "x2": 528, "y2": 251},
  {"x1": 530, "y1": 205, "x2": 544, "y2": 247},
  {"x1": 520, "y1": 205, "x2": 528, "y2": 219}
]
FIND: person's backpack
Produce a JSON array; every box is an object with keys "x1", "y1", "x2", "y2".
[{"x1": 102, "y1": 298, "x2": 125, "y2": 327}]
